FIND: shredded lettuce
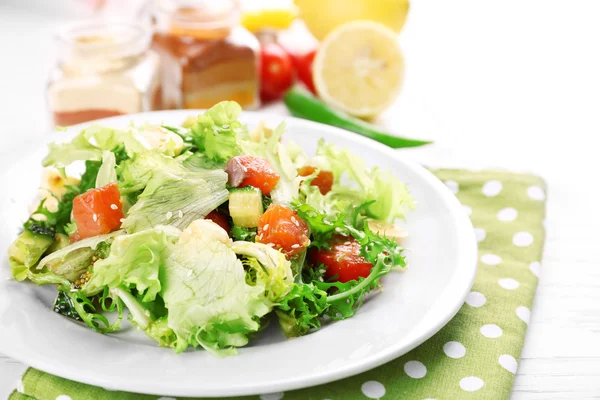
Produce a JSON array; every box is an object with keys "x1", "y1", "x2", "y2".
[{"x1": 95, "y1": 151, "x2": 117, "y2": 188}]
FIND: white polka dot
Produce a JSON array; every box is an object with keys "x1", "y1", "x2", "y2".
[
  {"x1": 361, "y1": 381, "x2": 386, "y2": 398},
  {"x1": 404, "y1": 360, "x2": 427, "y2": 379},
  {"x1": 443, "y1": 341, "x2": 466, "y2": 358},
  {"x1": 480, "y1": 324, "x2": 503, "y2": 338},
  {"x1": 499, "y1": 354, "x2": 518, "y2": 374},
  {"x1": 259, "y1": 393, "x2": 283, "y2": 400},
  {"x1": 513, "y1": 231, "x2": 534, "y2": 247},
  {"x1": 481, "y1": 254, "x2": 502, "y2": 265},
  {"x1": 527, "y1": 185, "x2": 545, "y2": 200},
  {"x1": 499, "y1": 278, "x2": 520, "y2": 290},
  {"x1": 56, "y1": 396, "x2": 73, "y2": 400},
  {"x1": 482, "y1": 180, "x2": 502, "y2": 197},
  {"x1": 459, "y1": 376, "x2": 484, "y2": 392},
  {"x1": 462, "y1": 205, "x2": 472, "y2": 216},
  {"x1": 474, "y1": 228, "x2": 486, "y2": 243},
  {"x1": 157, "y1": 398, "x2": 176, "y2": 400},
  {"x1": 465, "y1": 291, "x2": 486, "y2": 307},
  {"x1": 529, "y1": 261, "x2": 541, "y2": 277},
  {"x1": 445, "y1": 180, "x2": 459, "y2": 194},
  {"x1": 497, "y1": 207, "x2": 518, "y2": 222},
  {"x1": 516, "y1": 306, "x2": 531, "y2": 324}
]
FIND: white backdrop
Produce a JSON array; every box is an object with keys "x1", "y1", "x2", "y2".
[{"x1": 1, "y1": 0, "x2": 599, "y2": 398}]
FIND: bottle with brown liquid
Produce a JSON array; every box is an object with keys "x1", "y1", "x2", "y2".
[
  {"x1": 48, "y1": 20, "x2": 161, "y2": 127},
  {"x1": 152, "y1": 0, "x2": 260, "y2": 110}
]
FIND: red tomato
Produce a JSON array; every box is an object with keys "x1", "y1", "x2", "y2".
[
  {"x1": 298, "y1": 165, "x2": 334, "y2": 195},
  {"x1": 205, "y1": 210, "x2": 231, "y2": 233},
  {"x1": 72, "y1": 183, "x2": 124, "y2": 241},
  {"x1": 257, "y1": 204, "x2": 310, "y2": 258},
  {"x1": 291, "y1": 49, "x2": 317, "y2": 95},
  {"x1": 226, "y1": 155, "x2": 280, "y2": 195},
  {"x1": 310, "y1": 237, "x2": 373, "y2": 283},
  {"x1": 260, "y1": 43, "x2": 295, "y2": 102}
]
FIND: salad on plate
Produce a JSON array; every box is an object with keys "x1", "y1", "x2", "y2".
[{"x1": 7, "y1": 102, "x2": 414, "y2": 355}]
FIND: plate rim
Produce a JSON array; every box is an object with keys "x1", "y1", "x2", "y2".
[{"x1": 0, "y1": 110, "x2": 477, "y2": 397}]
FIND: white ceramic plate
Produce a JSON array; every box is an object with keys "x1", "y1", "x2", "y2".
[{"x1": 0, "y1": 111, "x2": 477, "y2": 397}]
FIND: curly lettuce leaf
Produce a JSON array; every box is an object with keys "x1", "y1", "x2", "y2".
[
  {"x1": 276, "y1": 283, "x2": 328, "y2": 337},
  {"x1": 188, "y1": 101, "x2": 245, "y2": 162},
  {"x1": 302, "y1": 140, "x2": 415, "y2": 222},
  {"x1": 230, "y1": 241, "x2": 294, "y2": 302},
  {"x1": 83, "y1": 226, "x2": 181, "y2": 301}
]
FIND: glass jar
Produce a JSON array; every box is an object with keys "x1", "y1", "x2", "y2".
[
  {"x1": 48, "y1": 20, "x2": 161, "y2": 127},
  {"x1": 152, "y1": 0, "x2": 260, "y2": 110}
]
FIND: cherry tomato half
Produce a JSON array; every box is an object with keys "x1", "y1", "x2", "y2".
[
  {"x1": 310, "y1": 237, "x2": 373, "y2": 283},
  {"x1": 205, "y1": 210, "x2": 231, "y2": 233},
  {"x1": 260, "y1": 43, "x2": 295, "y2": 102}
]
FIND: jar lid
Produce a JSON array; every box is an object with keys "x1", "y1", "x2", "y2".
[
  {"x1": 155, "y1": 0, "x2": 240, "y2": 32},
  {"x1": 57, "y1": 19, "x2": 151, "y2": 64}
]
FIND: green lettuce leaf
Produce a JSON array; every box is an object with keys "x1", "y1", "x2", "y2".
[
  {"x1": 230, "y1": 241, "x2": 294, "y2": 302},
  {"x1": 310, "y1": 139, "x2": 415, "y2": 222},
  {"x1": 119, "y1": 151, "x2": 229, "y2": 233},
  {"x1": 188, "y1": 101, "x2": 245, "y2": 162},
  {"x1": 162, "y1": 220, "x2": 271, "y2": 355},
  {"x1": 83, "y1": 226, "x2": 181, "y2": 301},
  {"x1": 276, "y1": 283, "x2": 328, "y2": 337}
]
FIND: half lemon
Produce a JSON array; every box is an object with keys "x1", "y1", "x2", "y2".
[{"x1": 313, "y1": 21, "x2": 405, "y2": 117}]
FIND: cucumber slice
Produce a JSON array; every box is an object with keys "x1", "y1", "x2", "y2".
[{"x1": 229, "y1": 187, "x2": 263, "y2": 228}]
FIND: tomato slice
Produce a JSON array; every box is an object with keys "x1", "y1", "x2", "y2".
[
  {"x1": 298, "y1": 166, "x2": 334, "y2": 195},
  {"x1": 72, "y1": 183, "x2": 124, "y2": 241},
  {"x1": 257, "y1": 204, "x2": 310, "y2": 257},
  {"x1": 226, "y1": 155, "x2": 280, "y2": 195},
  {"x1": 205, "y1": 210, "x2": 231, "y2": 233},
  {"x1": 310, "y1": 237, "x2": 373, "y2": 283}
]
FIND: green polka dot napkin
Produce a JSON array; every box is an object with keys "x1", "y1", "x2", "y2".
[{"x1": 8, "y1": 169, "x2": 546, "y2": 400}]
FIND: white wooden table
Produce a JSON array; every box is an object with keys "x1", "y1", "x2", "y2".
[{"x1": 1, "y1": 0, "x2": 599, "y2": 398}]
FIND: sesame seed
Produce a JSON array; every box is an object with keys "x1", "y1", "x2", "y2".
[
  {"x1": 178, "y1": 210, "x2": 183, "y2": 218},
  {"x1": 166, "y1": 211, "x2": 173, "y2": 219},
  {"x1": 346, "y1": 299, "x2": 351, "y2": 304},
  {"x1": 319, "y1": 277, "x2": 324, "y2": 282},
  {"x1": 292, "y1": 217, "x2": 299, "y2": 227},
  {"x1": 319, "y1": 269, "x2": 325, "y2": 274},
  {"x1": 263, "y1": 224, "x2": 269, "y2": 230},
  {"x1": 291, "y1": 244, "x2": 300, "y2": 249},
  {"x1": 110, "y1": 204, "x2": 118, "y2": 210},
  {"x1": 120, "y1": 218, "x2": 125, "y2": 223},
  {"x1": 324, "y1": 220, "x2": 333, "y2": 226},
  {"x1": 344, "y1": 241, "x2": 351, "y2": 245},
  {"x1": 92, "y1": 214, "x2": 98, "y2": 222}
]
